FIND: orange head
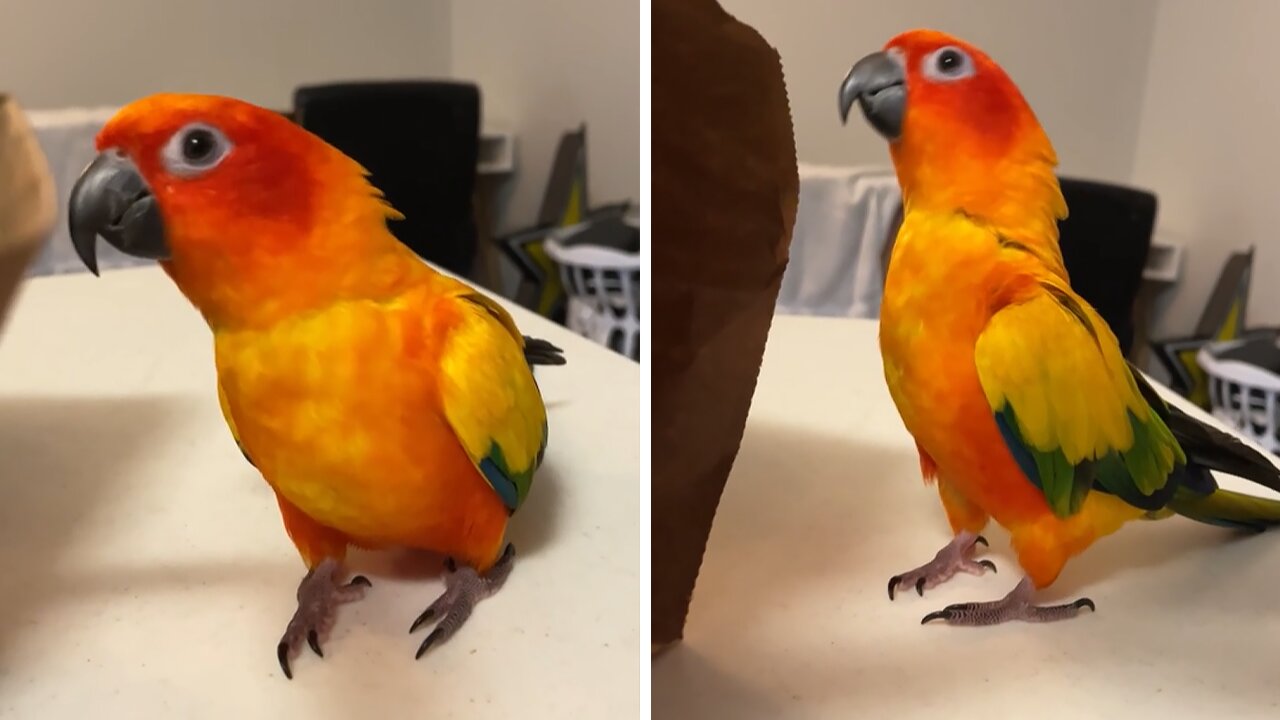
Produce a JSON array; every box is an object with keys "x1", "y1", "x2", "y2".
[
  {"x1": 838, "y1": 29, "x2": 1065, "y2": 229},
  {"x1": 68, "y1": 93, "x2": 412, "y2": 328}
]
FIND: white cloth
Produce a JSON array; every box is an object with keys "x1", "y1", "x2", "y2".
[
  {"x1": 777, "y1": 163, "x2": 901, "y2": 318},
  {"x1": 23, "y1": 105, "x2": 148, "y2": 277}
]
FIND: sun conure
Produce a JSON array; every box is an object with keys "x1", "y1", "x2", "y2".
[
  {"x1": 839, "y1": 29, "x2": 1280, "y2": 625},
  {"x1": 67, "y1": 93, "x2": 565, "y2": 675}
]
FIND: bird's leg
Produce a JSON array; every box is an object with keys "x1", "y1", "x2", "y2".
[
  {"x1": 409, "y1": 543, "x2": 516, "y2": 659},
  {"x1": 887, "y1": 530, "x2": 996, "y2": 600},
  {"x1": 921, "y1": 575, "x2": 1095, "y2": 626},
  {"x1": 276, "y1": 558, "x2": 371, "y2": 679}
]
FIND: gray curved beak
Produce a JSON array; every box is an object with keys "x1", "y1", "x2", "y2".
[
  {"x1": 68, "y1": 150, "x2": 168, "y2": 276},
  {"x1": 839, "y1": 51, "x2": 907, "y2": 141}
]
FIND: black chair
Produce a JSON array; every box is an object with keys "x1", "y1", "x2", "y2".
[
  {"x1": 1056, "y1": 177, "x2": 1157, "y2": 357},
  {"x1": 292, "y1": 81, "x2": 481, "y2": 277}
]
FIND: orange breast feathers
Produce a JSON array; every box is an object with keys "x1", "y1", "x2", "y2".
[
  {"x1": 214, "y1": 284, "x2": 512, "y2": 573},
  {"x1": 879, "y1": 213, "x2": 1053, "y2": 514}
]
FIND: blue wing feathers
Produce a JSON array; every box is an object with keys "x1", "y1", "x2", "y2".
[
  {"x1": 995, "y1": 406, "x2": 1041, "y2": 489},
  {"x1": 478, "y1": 421, "x2": 548, "y2": 514},
  {"x1": 479, "y1": 455, "x2": 520, "y2": 512}
]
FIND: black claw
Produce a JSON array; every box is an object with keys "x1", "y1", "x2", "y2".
[
  {"x1": 348, "y1": 575, "x2": 372, "y2": 588},
  {"x1": 915, "y1": 577, "x2": 926, "y2": 597},
  {"x1": 1074, "y1": 598, "x2": 1096, "y2": 613},
  {"x1": 888, "y1": 575, "x2": 901, "y2": 601},
  {"x1": 415, "y1": 627, "x2": 446, "y2": 660},
  {"x1": 921, "y1": 610, "x2": 951, "y2": 624},
  {"x1": 409, "y1": 607, "x2": 435, "y2": 634},
  {"x1": 978, "y1": 560, "x2": 997, "y2": 573},
  {"x1": 277, "y1": 642, "x2": 293, "y2": 680},
  {"x1": 307, "y1": 629, "x2": 323, "y2": 658},
  {"x1": 974, "y1": 535, "x2": 989, "y2": 548},
  {"x1": 444, "y1": 557, "x2": 457, "y2": 573}
]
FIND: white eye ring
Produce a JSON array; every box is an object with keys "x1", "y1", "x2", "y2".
[
  {"x1": 161, "y1": 122, "x2": 232, "y2": 178},
  {"x1": 922, "y1": 46, "x2": 975, "y2": 82}
]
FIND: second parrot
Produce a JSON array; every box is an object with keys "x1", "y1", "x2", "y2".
[{"x1": 839, "y1": 29, "x2": 1280, "y2": 626}]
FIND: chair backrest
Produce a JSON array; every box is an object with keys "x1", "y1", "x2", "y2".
[
  {"x1": 292, "y1": 81, "x2": 481, "y2": 276},
  {"x1": 1056, "y1": 177, "x2": 1157, "y2": 356}
]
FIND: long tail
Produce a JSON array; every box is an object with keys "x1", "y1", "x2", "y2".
[
  {"x1": 1167, "y1": 486, "x2": 1280, "y2": 532},
  {"x1": 1160, "y1": 395, "x2": 1280, "y2": 493},
  {"x1": 523, "y1": 336, "x2": 567, "y2": 367},
  {"x1": 1130, "y1": 364, "x2": 1280, "y2": 531}
]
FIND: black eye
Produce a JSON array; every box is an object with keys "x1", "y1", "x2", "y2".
[
  {"x1": 182, "y1": 128, "x2": 217, "y2": 162},
  {"x1": 923, "y1": 46, "x2": 974, "y2": 82},
  {"x1": 162, "y1": 122, "x2": 232, "y2": 177},
  {"x1": 937, "y1": 49, "x2": 962, "y2": 73}
]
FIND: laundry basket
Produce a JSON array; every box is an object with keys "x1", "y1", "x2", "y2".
[
  {"x1": 543, "y1": 222, "x2": 640, "y2": 361},
  {"x1": 1197, "y1": 339, "x2": 1280, "y2": 453}
]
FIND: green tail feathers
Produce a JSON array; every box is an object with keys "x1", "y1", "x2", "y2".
[{"x1": 1168, "y1": 487, "x2": 1280, "y2": 533}]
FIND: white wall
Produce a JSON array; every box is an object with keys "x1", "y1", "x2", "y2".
[
  {"x1": 5, "y1": 0, "x2": 641, "y2": 256},
  {"x1": 2, "y1": 0, "x2": 451, "y2": 110},
  {"x1": 1129, "y1": 0, "x2": 1280, "y2": 336},
  {"x1": 725, "y1": 0, "x2": 1280, "y2": 340},
  {"x1": 451, "y1": 0, "x2": 640, "y2": 232},
  {"x1": 719, "y1": 0, "x2": 1159, "y2": 184}
]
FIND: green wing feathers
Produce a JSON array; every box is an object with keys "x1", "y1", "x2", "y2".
[
  {"x1": 438, "y1": 293, "x2": 550, "y2": 514},
  {"x1": 976, "y1": 282, "x2": 1185, "y2": 518}
]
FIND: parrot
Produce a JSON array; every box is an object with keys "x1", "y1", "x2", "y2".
[
  {"x1": 837, "y1": 29, "x2": 1280, "y2": 626},
  {"x1": 66, "y1": 93, "x2": 566, "y2": 676}
]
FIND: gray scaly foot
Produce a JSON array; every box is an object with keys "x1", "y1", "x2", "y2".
[
  {"x1": 410, "y1": 543, "x2": 516, "y2": 659},
  {"x1": 921, "y1": 575, "x2": 1095, "y2": 626},
  {"x1": 887, "y1": 530, "x2": 996, "y2": 600},
  {"x1": 276, "y1": 558, "x2": 371, "y2": 679}
]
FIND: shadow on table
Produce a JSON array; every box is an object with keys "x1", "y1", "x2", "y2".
[
  {"x1": 650, "y1": 422, "x2": 918, "y2": 715},
  {"x1": 505, "y1": 459, "x2": 564, "y2": 557},
  {"x1": 0, "y1": 395, "x2": 187, "y2": 659},
  {"x1": 0, "y1": 393, "x2": 583, "y2": 711},
  {"x1": 666, "y1": 420, "x2": 1280, "y2": 714},
  {"x1": 653, "y1": 644, "x2": 784, "y2": 719},
  {"x1": 695, "y1": 419, "x2": 924, "y2": 615}
]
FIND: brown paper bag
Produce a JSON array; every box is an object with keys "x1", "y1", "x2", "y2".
[
  {"x1": 0, "y1": 95, "x2": 56, "y2": 335},
  {"x1": 652, "y1": 0, "x2": 799, "y2": 648}
]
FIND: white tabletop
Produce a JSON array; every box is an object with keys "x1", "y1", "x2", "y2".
[
  {"x1": 0, "y1": 266, "x2": 640, "y2": 718},
  {"x1": 654, "y1": 314, "x2": 1280, "y2": 719}
]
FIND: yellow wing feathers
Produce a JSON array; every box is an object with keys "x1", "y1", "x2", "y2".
[
  {"x1": 211, "y1": 274, "x2": 549, "y2": 516},
  {"x1": 975, "y1": 283, "x2": 1146, "y2": 463},
  {"x1": 436, "y1": 292, "x2": 548, "y2": 512},
  {"x1": 975, "y1": 276, "x2": 1184, "y2": 517}
]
